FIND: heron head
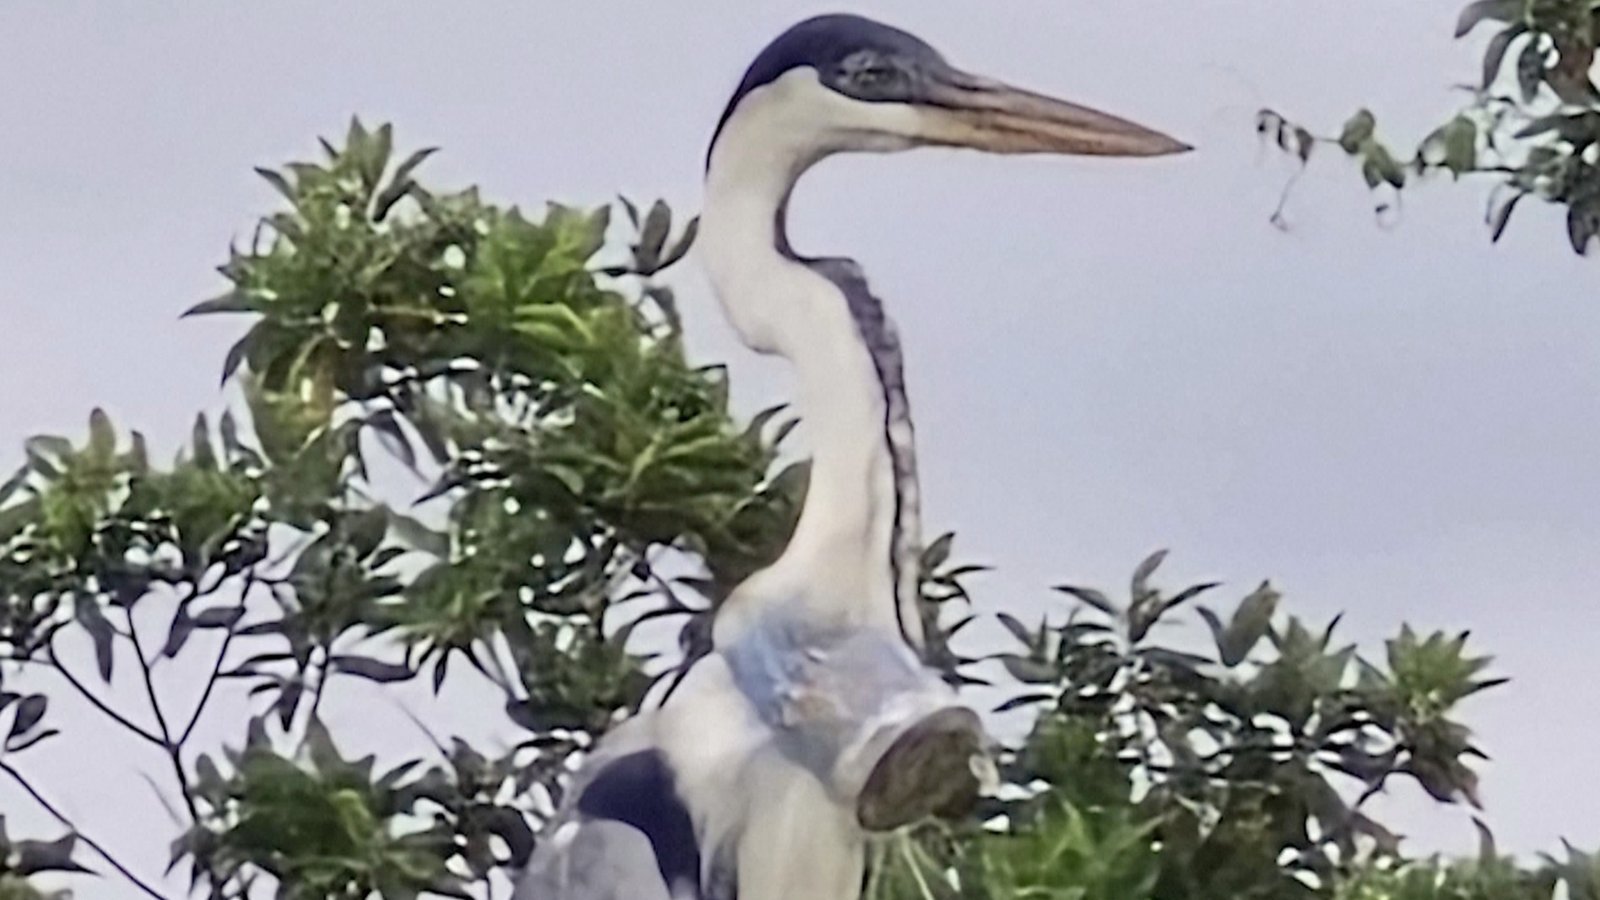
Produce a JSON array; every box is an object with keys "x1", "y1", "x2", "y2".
[{"x1": 708, "y1": 14, "x2": 1190, "y2": 169}]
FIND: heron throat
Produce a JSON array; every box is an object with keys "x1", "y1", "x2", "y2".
[{"x1": 701, "y1": 116, "x2": 926, "y2": 653}]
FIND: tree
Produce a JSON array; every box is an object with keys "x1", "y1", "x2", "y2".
[
  {"x1": 0, "y1": 122, "x2": 1590, "y2": 900},
  {"x1": 1258, "y1": 0, "x2": 1600, "y2": 254}
]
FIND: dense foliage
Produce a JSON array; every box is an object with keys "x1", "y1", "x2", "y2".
[
  {"x1": 1260, "y1": 0, "x2": 1600, "y2": 253},
  {"x1": 0, "y1": 122, "x2": 1589, "y2": 900}
]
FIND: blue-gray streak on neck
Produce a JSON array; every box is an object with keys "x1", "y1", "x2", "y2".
[
  {"x1": 775, "y1": 184, "x2": 926, "y2": 653},
  {"x1": 798, "y1": 252, "x2": 925, "y2": 652}
]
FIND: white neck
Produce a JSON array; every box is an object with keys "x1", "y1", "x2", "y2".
[{"x1": 699, "y1": 71, "x2": 922, "y2": 650}]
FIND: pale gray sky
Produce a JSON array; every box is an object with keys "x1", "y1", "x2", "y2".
[{"x1": 2, "y1": 2, "x2": 1596, "y2": 896}]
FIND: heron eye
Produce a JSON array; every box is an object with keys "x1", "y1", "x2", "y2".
[{"x1": 849, "y1": 62, "x2": 902, "y2": 93}]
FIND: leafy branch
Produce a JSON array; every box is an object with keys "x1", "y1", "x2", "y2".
[{"x1": 1260, "y1": 0, "x2": 1600, "y2": 253}]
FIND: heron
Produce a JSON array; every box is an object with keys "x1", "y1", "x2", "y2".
[{"x1": 516, "y1": 14, "x2": 1187, "y2": 900}]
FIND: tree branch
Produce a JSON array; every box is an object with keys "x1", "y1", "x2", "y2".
[
  {"x1": 121, "y1": 603, "x2": 202, "y2": 825},
  {"x1": 179, "y1": 624, "x2": 237, "y2": 746},
  {"x1": 0, "y1": 759, "x2": 173, "y2": 900},
  {"x1": 124, "y1": 604, "x2": 178, "y2": 744},
  {"x1": 305, "y1": 646, "x2": 332, "y2": 731},
  {"x1": 35, "y1": 646, "x2": 165, "y2": 749}
]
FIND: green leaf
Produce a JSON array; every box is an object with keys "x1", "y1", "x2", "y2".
[
  {"x1": 1338, "y1": 108, "x2": 1377, "y2": 154},
  {"x1": 346, "y1": 116, "x2": 371, "y2": 158},
  {"x1": 254, "y1": 166, "x2": 296, "y2": 203},
  {"x1": 1162, "y1": 581, "x2": 1221, "y2": 616},
  {"x1": 995, "y1": 691, "x2": 1055, "y2": 712},
  {"x1": 1482, "y1": 24, "x2": 1529, "y2": 89},
  {"x1": 1516, "y1": 38, "x2": 1546, "y2": 102},
  {"x1": 0, "y1": 467, "x2": 29, "y2": 508},
  {"x1": 128, "y1": 430, "x2": 150, "y2": 474},
  {"x1": 1130, "y1": 548, "x2": 1167, "y2": 600},
  {"x1": 344, "y1": 507, "x2": 390, "y2": 560},
  {"x1": 1455, "y1": 0, "x2": 1518, "y2": 37},
  {"x1": 1221, "y1": 581, "x2": 1279, "y2": 665},
  {"x1": 219, "y1": 410, "x2": 243, "y2": 458},
  {"x1": 272, "y1": 681, "x2": 304, "y2": 729},
  {"x1": 303, "y1": 716, "x2": 343, "y2": 776},
  {"x1": 506, "y1": 698, "x2": 584, "y2": 733},
  {"x1": 1474, "y1": 817, "x2": 1498, "y2": 864},
  {"x1": 640, "y1": 200, "x2": 671, "y2": 252},
  {"x1": 87, "y1": 408, "x2": 115, "y2": 458},
  {"x1": 190, "y1": 413, "x2": 217, "y2": 470},
  {"x1": 194, "y1": 606, "x2": 245, "y2": 630},
  {"x1": 7, "y1": 694, "x2": 46, "y2": 742},
  {"x1": 1513, "y1": 111, "x2": 1600, "y2": 144},
  {"x1": 921, "y1": 532, "x2": 955, "y2": 570},
  {"x1": 24, "y1": 435, "x2": 73, "y2": 460},
  {"x1": 331, "y1": 655, "x2": 415, "y2": 683},
  {"x1": 997, "y1": 654, "x2": 1057, "y2": 684},
  {"x1": 373, "y1": 179, "x2": 416, "y2": 222},
  {"x1": 995, "y1": 612, "x2": 1034, "y2": 647},
  {"x1": 485, "y1": 806, "x2": 536, "y2": 867},
  {"x1": 658, "y1": 215, "x2": 700, "y2": 271},
  {"x1": 374, "y1": 147, "x2": 436, "y2": 221},
  {"x1": 1293, "y1": 125, "x2": 1314, "y2": 163},
  {"x1": 1360, "y1": 159, "x2": 1383, "y2": 190},
  {"x1": 1426, "y1": 115, "x2": 1479, "y2": 177},
  {"x1": 75, "y1": 596, "x2": 116, "y2": 681},
  {"x1": 220, "y1": 327, "x2": 255, "y2": 385},
  {"x1": 13, "y1": 833, "x2": 89, "y2": 876},
  {"x1": 1569, "y1": 201, "x2": 1600, "y2": 255},
  {"x1": 182, "y1": 291, "x2": 257, "y2": 318},
  {"x1": 1489, "y1": 191, "x2": 1526, "y2": 242},
  {"x1": 635, "y1": 200, "x2": 671, "y2": 272},
  {"x1": 1053, "y1": 584, "x2": 1118, "y2": 616},
  {"x1": 0, "y1": 498, "x2": 37, "y2": 542},
  {"x1": 163, "y1": 609, "x2": 198, "y2": 659},
  {"x1": 1362, "y1": 142, "x2": 1406, "y2": 189},
  {"x1": 618, "y1": 195, "x2": 641, "y2": 228},
  {"x1": 22, "y1": 447, "x2": 60, "y2": 481},
  {"x1": 646, "y1": 284, "x2": 683, "y2": 334},
  {"x1": 366, "y1": 122, "x2": 394, "y2": 190}
]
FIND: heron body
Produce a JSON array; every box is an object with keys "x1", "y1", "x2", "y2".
[{"x1": 517, "y1": 14, "x2": 1187, "y2": 900}]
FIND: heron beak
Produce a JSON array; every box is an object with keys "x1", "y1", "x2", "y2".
[{"x1": 916, "y1": 68, "x2": 1191, "y2": 157}]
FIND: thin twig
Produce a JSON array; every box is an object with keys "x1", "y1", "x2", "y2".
[
  {"x1": 0, "y1": 760, "x2": 172, "y2": 900},
  {"x1": 178, "y1": 578, "x2": 252, "y2": 749},
  {"x1": 630, "y1": 551, "x2": 711, "y2": 709},
  {"x1": 898, "y1": 834, "x2": 938, "y2": 900},
  {"x1": 124, "y1": 605, "x2": 178, "y2": 744},
  {"x1": 473, "y1": 636, "x2": 519, "y2": 700},
  {"x1": 122, "y1": 603, "x2": 202, "y2": 824},
  {"x1": 306, "y1": 647, "x2": 330, "y2": 727},
  {"x1": 1269, "y1": 166, "x2": 1307, "y2": 231},
  {"x1": 39, "y1": 646, "x2": 165, "y2": 749},
  {"x1": 180, "y1": 625, "x2": 237, "y2": 746},
  {"x1": 656, "y1": 662, "x2": 694, "y2": 707}
]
